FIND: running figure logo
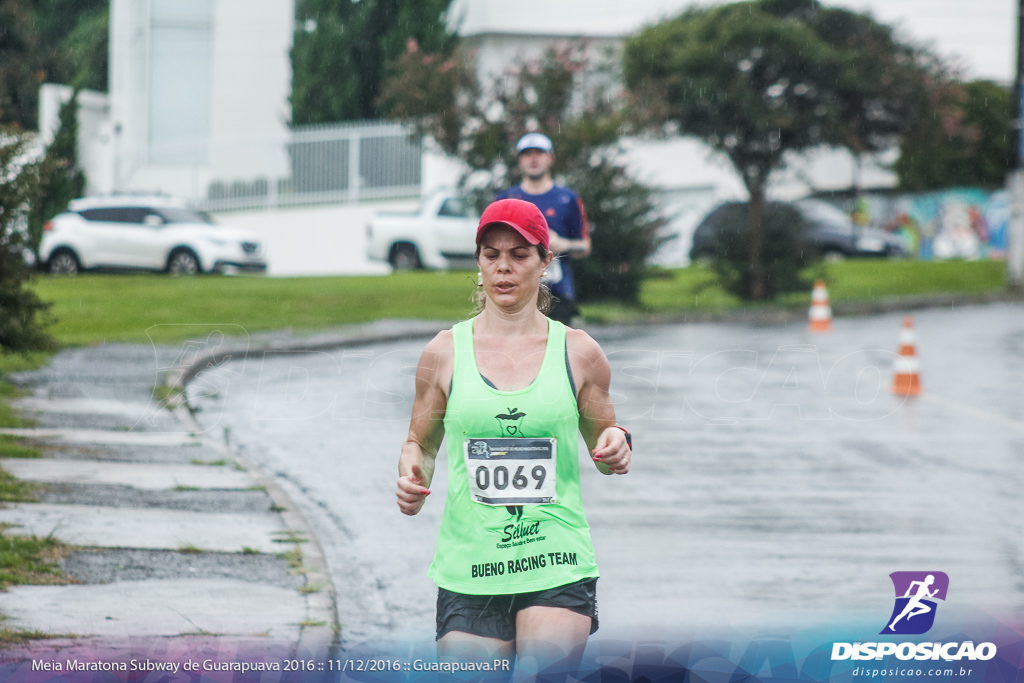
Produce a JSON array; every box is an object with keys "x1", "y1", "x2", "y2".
[{"x1": 881, "y1": 571, "x2": 949, "y2": 635}]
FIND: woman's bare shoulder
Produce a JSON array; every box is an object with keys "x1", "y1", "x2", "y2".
[
  {"x1": 565, "y1": 327, "x2": 610, "y2": 387},
  {"x1": 416, "y1": 329, "x2": 456, "y2": 390},
  {"x1": 565, "y1": 327, "x2": 605, "y2": 362},
  {"x1": 424, "y1": 329, "x2": 455, "y2": 354}
]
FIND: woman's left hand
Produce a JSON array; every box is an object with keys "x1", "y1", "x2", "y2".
[{"x1": 591, "y1": 427, "x2": 630, "y2": 475}]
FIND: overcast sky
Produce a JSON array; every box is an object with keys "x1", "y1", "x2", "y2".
[
  {"x1": 828, "y1": 0, "x2": 1015, "y2": 82},
  {"x1": 452, "y1": 0, "x2": 1017, "y2": 83}
]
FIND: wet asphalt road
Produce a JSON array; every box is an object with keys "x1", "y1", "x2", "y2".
[{"x1": 188, "y1": 303, "x2": 1024, "y2": 644}]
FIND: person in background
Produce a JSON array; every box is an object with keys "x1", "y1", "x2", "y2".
[{"x1": 497, "y1": 133, "x2": 590, "y2": 326}]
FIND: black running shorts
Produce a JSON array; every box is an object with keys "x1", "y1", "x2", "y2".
[{"x1": 436, "y1": 577, "x2": 598, "y2": 641}]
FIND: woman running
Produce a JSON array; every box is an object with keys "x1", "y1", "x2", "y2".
[{"x1": 396, "y1": 198, "x2": 631, "y2": 676}]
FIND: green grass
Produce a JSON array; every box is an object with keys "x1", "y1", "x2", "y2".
[
  {"x1": 584, "y1": 259, "x2": 1008, "y2": 321},
  {"x1": 0, "y1": 352, "x2": 50, "y2": 376},
  {"x1": 30, "y1": 272, "x2": 479, "y2": 346},
  {"x1": 0, "y1": 401, "x2": 30, "y2": 429},
  {"x1": 271, "y1": 530, "x2": 307, "y2": 544},
  {"x1": 152, "y1": 384, "x2": 183, "y2": 408},
  {"x1": 0, "y1": 528, "x2": 72, "y2": 644},
  {"x1": 278, "y1": 548, "x2": 303, "y2": 569},
  {"x1": 0, "y1": 625, "x2": 62, "y2": 644},
  {"x1": 0, "y1": 528, "x2": 67, "y2": 589},
  {"x1": 0, "y1": 469, "x2": 36, "y2": 503},
  {"x1": 0, "y1": 436, "x2": 41, "y2": 459},
  {"x1": 0, "y1": 354, "x2": 49, "y2": 432},
  {"x1": 0, "y1": 382, "x2": 32, "y2": 429},
  {"x1": 190, "y1": 458, "x2": 228, "y2": 466},
  {"x1": 26, "y1": 262, "x2": 1008, "y2": 346},
  {"x1": 817, "y1": 259, "x2": 1006, "y2": 301}
]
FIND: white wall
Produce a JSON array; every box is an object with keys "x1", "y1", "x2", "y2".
[
  {"x1": 208, "y1": 0, "x2": 292, "y2": 185},
  {"x1": 109, "y1": 0, "x2": 149, "y2": 191},
  {"x1": 618, "y1": 138, "x2": 741, "y2": 267},
  {"x1": 769, "y1": 147, "x2": 899, "y2": 200},
  {"x1": 451, "y1": 0, "x2": 691, "y2": 38},
  {"x1": 211, "y1": 200, "x2": 419, "y2": 277},
  {"x1": 421, "y1": 144, "x2": 463, "y2": 196},
  {"x1": 647, "y1": 186, "x2": 721, "y2": 267},
  {"x1": 108, "y1": 0, "x2": 294, "y2": 200},
  {"x1": 465, "y1": 33, "x2": 620, "y2": 84}
]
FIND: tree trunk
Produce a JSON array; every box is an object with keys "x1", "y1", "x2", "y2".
[
  {"x1": 852, "y1": 152, "x2": 862, "y2": 196},
  {"x1": 747, "y1": 181, "x2": 766, "y2": 300}
]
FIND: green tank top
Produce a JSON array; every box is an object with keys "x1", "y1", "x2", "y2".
[{"x1": 428, "y1": 317, "x2": 599, "y2": 594}]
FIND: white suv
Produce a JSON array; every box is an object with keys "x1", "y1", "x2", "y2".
[{"x1": 39, "y1": 195, "x2": 267, "y2": 275}]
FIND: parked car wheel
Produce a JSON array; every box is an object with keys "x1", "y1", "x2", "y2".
[
  {"x1": 389, "y1": 243, "x2": 421, "y2": 270},
  {"x1": 47, "y1": 248, "x2": 80, "y2": 275},
  {"x1": 167, "y1": 249, "x2": 201, "y2": 275}
]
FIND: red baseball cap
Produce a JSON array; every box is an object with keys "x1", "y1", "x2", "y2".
[{"x1": 476, "y1": 199, "x2": 550, "y2": 251}]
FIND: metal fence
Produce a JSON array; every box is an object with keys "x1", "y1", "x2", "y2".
[{"x1": 197, "y1": 120, "x2": 422, "y2": 212}]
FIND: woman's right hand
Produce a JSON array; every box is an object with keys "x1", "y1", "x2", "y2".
[{"x1": 396, "y1": 462, "x2": 432, "y2": 516}]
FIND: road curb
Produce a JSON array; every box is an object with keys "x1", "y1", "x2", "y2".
[
  {"x1": 166, "y1": 403, "x2": 338, "y2": 653},
  {"x1": 164, "y1": 322, "x2": 450, "y2": 390}
]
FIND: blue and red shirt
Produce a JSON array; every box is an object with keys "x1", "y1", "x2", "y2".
[{"x1": 496, "y1": 185, "x2": 589, "y2": 300}]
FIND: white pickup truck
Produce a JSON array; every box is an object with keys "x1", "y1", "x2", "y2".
[{"x1": 366, "y1": 189, "x2": 478, "y2": 270}]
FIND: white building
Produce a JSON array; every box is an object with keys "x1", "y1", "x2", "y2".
[{"x1": 44, "y1": 0, "x2": 295, "y2": 200}]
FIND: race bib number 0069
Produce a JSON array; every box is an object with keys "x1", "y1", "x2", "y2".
[{"x1": 464, "y1": 438, "x2": 557, "y2": 505}]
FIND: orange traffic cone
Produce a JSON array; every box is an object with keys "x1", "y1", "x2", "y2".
[
  {"x1": 892, "y1": 316, "x2": 922, "y2": 395},
  {"x1": 808, "y1": 280, "x2": 832, "y2": 332}
]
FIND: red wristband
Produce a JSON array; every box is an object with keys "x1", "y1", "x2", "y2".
[{"x1": 612, "y1": 425, "x2": 632, "y2": 449}]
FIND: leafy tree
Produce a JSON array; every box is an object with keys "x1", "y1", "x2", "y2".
[
  {"x1": 695, "y1": 202, "x2": 815, "y2": 300},
  {"x1": 291, "y1": 0, "x2": 457, "y2": 125},
  {"x1": 0, "y1": 0, "x2": 43, "y2": 129},
  {"x1": 57, "y1": 5, "x2": 109, "y2": 92},
  {"x1": 380, "y1": 43, "x2": 667, "y2": 303},
  {"x1": 0, "y1": 0, "x2": 108, "y2": 129},
  {"x1": 760, "y1": 0, "x2": 939, "y2": 180},
  {"x1": 29, "y1": 92, "x2": 86, "y2": 254},
  {"x1": 0, "y1": 131, "x2": 56, "y2": 354},
  {"x1": 623, "y1": 0, "x2": 940, "y2": 300},
  {"x1": 624, "y1": 2, "x2": 839, "y2": 300},
  {"x1": 894, "y1": 80, "x2": 1011, "y2": 190}
]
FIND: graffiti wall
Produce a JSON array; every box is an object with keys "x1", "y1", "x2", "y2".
[{"x1": 821, "y1": 188, "x2": 1009, "y2": 261}]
